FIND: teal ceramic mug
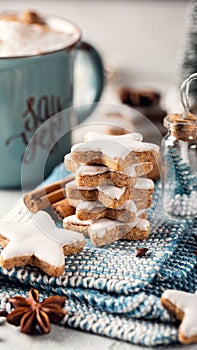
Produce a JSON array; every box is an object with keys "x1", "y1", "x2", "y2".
[{"x1": 0, "y1": 14, "x2": 104, "y2": 188}]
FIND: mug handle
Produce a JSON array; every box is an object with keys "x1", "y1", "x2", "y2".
[{"x1": 74, "y1": 41, "x2": 105, "y2": 123}]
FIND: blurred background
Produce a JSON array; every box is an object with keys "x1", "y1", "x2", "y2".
[
  {"x1": 0, "y1": 0, "x2": 188, "y2": 91},
  {"x1": 0, "y1": 0, "x2": 191, "y2": 184}
]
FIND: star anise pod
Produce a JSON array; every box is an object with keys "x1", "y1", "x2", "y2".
[
  {"x1": 136, "y1": 247, "x2": 148, "y2": 257},
  {"x1": 7, "y1": 288, "x2": 66, "y2": 335}
]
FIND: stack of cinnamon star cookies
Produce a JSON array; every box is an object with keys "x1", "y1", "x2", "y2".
[{"x1": 63, "y1": 132, "x2": 160, "y2": 247}]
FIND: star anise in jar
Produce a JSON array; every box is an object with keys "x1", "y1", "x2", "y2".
[{"x1": 7, "y1": 288, "x2": 66, "y2": 335}]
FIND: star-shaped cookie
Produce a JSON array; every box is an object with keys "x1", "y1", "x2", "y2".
[
  {"x1": 161, "y1": 289, "x2": 197, "y2": 344},
  {"x1": 71, "y1": 132, "x2": 160, "y2": 171},
  {"x1": 0, "y1": 211, "x2": 85, "y2": 276}
]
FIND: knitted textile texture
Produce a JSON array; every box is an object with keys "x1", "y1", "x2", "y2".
[{"x1": 0, "y1": 164, "x2": 196, "y2": 347}]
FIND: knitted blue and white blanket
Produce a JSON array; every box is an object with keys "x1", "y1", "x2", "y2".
[{"x1": 0, "y1": 164, "x2": 196, "y2": 347}]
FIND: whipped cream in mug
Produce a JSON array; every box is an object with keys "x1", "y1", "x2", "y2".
[{"x1": 0, "y1": 11, "x2": 78, "y2": 57}]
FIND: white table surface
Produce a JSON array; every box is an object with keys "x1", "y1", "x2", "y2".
[{"x1": 0, "y1": 1, "x2": 196, "y2": 350}]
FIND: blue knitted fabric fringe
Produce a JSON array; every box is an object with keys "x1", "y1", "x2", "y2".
[{"x1": 0, "y1": 164, "x2": 196, "y2": 347}]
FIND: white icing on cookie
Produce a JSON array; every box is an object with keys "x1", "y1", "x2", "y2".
[
  {"x1": 66, "y1": 180, "x2": 126, "y2": 200},
  {"x1": 66, "y1": 180, "x2": 96, "y2": 191},
  {"x1": 77, "y1": 199, "x2": 137, "y2": 213},
  {"x1": 89, "y1": 217, "x2": 139, "y2": 238},
  {"x1": 83, "y1": 132, "x2": 159, "y2": 154},
  {"x1": 72, "y1": 139, "x2": 159, "y2": 162},
  {"x1": 114, "y1": 199, "x2": 137, "y2": 212},
  {"x1": 85, "y1": 131, "x2": 143, "y2": 143},
  {"x1": 76, "y1": 163, "x2": 141, "y2": 178},
  {"x1": 76, "y1": 164, "x2": 109, "y2": 176},
  {"x1": 90, "y1": 217, "x2": 150, "y2": 238},
  {"x1": 67, "y1": 198, "x2": 82, "y2": 208},
  {"x1": 136, "y1": 218, "x2": 150, "y2": 231},
  {"x1": 71, "y1": 142, "x2": 84, "y2": 151},
  {"x1": 122, "y1": 164, "x2": 140, "y2": 177},
  {"x1": 63, "y1": 214, "x2": 92, "y2": 226},
  {"x1": 65, "y1": 153, "x2": 152, "y2": 178},
  {"x1": 0, "y1": 211, "x2": 85, "y2": 267},
  {"x1": 98, "y1": 185, "x2": 125, "y2": 200},
  {"x1": 64, "y1": 153, "x2": 71, "y2": 162},
  {"x1": 77, "y1": 201, "x2": 106, "y2": 213},
  {"x1": 133, "y1": 178, "x2": 154, "y2": 190},
  {"x1": 162, "y1": 289, "x2": 197, "y2": 338},
  {"x1": 136, "y1": 209, "x2": 146, "y2": 217},
  {"x1": 71, "y1": 139, "x2": 131, "y2": 161},
  {"x1": 64, "y1": 215, "x2": 149, "y2": 239},
  {"x1": 65, "y1": 154, "x2": 110, "y2": 176}
]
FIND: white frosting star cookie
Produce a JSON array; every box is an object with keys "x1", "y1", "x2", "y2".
[
  {"x1": 63, "y1": 214, "x2": 150, "y2": 247},
  {"x1": 161, "y1": 289, "x2": 197, "y2": 344},
  {"x1": 0, "y1": 211, "x2": 85, "y2": 276},
  {"x1": 71, "y1": 132, "x2": 160, "y2": 171},
  {"x1": 64, "y1": 153, "x2": 153, "y2": 188}
]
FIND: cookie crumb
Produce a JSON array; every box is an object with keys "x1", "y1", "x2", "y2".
[{"x1": 136, "y1": 247, "x2": 148, "y2": 257}]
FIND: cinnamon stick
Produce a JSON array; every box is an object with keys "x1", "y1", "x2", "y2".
[
  {"x1": 23, "y1": 175, "x2": 74, "y2": 213},
  {"x1": 52, "y1": 199, "x2": 75, "y2": 220}
]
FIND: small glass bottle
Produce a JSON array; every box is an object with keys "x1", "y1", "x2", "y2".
[
  {"x1": 161, "y1": 113, "x2": 197, "y2": 217},
  {"x1": 161, "y1": 73, "x2": 197, "y2": 218}
]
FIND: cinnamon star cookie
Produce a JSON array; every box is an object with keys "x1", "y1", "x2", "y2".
[
  {"x1": 71, "y1": 133, "x2": 159, "y2": 171},
  {"x1": 161, "y1": 289, "x2": 197, "y2": 344},
  {"x1": 0, "y1": 211, "x2": 85, "y2": 277}
]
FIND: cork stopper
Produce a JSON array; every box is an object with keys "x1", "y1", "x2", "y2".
[{"x1": 164, "y1": 113, "x2": 197, "y2": 141}]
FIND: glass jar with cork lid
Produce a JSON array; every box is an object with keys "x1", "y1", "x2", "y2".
[{"x1": 161, "y1": 73, "x2": 197, "y2": 217}]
